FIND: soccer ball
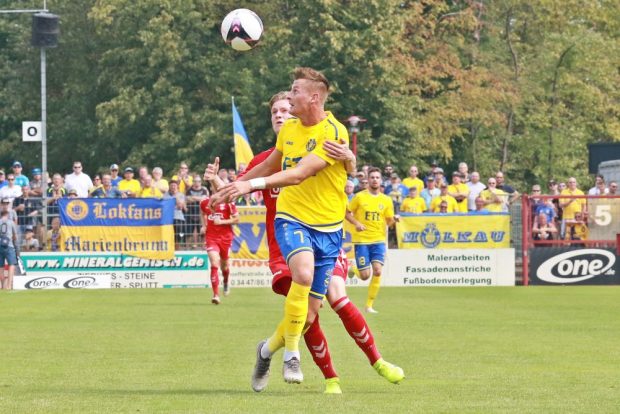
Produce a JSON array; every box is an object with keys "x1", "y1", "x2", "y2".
[{"x1": 220, "y1": 9, "x2": 263, "y2": 52}]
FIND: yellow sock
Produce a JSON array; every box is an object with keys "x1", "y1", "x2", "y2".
[
  {"x1": 266, "y1": 319, "x2": 286, "y2": 354},
  {"x1": 283, "y1": 281, "x2": 310, "y2": 353},
  {"x1": 366, "y1": 275, "x2": 381, "y2": 308}
]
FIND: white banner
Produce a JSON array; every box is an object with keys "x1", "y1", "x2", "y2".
[{"x1": 384, "y1": 249, "x2": 515, "y2": 286}]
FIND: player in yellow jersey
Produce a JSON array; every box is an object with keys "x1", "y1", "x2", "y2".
[
  {"x1": 400, "y1": 186, "x2": 427, "y2": 214},
  {"x1": 346, "y1": 167, "x2": 396, "y2": 313},
  {"x1": 214, "y1": 68, "x2": 348, "y2": 386}
]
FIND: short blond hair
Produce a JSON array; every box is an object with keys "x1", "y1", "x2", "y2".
[
  {"x1": 293, "y1": 67, "x2": 329, "y2": 101},
  {"x1": 269, "y1": 91, "x2": 289, "y2": 109}
]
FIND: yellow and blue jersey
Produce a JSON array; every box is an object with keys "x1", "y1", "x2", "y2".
[
  {"x1": 275, "y1": 111, "x2": 349, "y2": 232},
  {"x1": 348, "y1": 190, "x2": 394, "y2": 244}
]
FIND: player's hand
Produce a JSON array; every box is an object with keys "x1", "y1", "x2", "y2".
[
  {"x1": 217, "y1": 181, "x2": 252, "y2": 204},
  {"x1": 323, "y1": 139, "x2": 353, "y2": 161},
  {"x1": 204, "y1": 157, "x2": 220, "y2": 182},
  {"x1": 213, "y1": 217, "x2": 222, "y2": 225},
  {"x1": 355, "y1": 223, "x2": 366, "y2": 232},
  {"x1": 394, "y1": 214, "x2": 400, "y2": 222}
]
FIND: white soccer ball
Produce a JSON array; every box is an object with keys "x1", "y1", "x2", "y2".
[{"x1": 220, "y1": 9, "x2": 263, "y2": 52}]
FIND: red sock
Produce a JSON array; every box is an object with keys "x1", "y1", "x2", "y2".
[
  {"x1": 303, "y1": 314, "x2": 338, "y2": 379},
  {"x1": 210, "y1": 267, "x2": 219, "y2": 296},
  {"x1": 332, "y1": 296, "x2": 382, "y2": 365},
  {"x1": 222, "y1": 268, "x2": 230, "y2": 285}
]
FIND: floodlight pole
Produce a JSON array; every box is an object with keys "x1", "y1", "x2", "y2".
[{"x1": 345, "y1": 115, "x2": 367, "y2": 157}]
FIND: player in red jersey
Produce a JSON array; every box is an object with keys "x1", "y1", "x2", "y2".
[
  {"x1": 199, "y1": 198, "x2": 239, "y2": 304},
  {"x1": 205, "y1": 92, "x2": 404, "y2": 393}
]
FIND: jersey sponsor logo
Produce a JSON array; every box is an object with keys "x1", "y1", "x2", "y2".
[
  {"x1": 306, "y1": 138, "x2": 316, "y2": 152},
  {"x1": 208, "y1": 213, "x2": 224, "y2": 221},
  {"x1": 537, "y1": 249, "x2": 616, "y2": 284},
  {"x1": 286, "y1": 141, "x2": 294, "y2": 145}
]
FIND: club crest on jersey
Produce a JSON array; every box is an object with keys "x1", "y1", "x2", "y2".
[{"x1": 306, "y1": 138, "x2": 317, "y2": 152}]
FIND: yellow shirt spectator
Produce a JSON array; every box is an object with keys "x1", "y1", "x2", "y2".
[
  {"x1": 560, "y1": 188, "x2": 585, "y2": 220},
  {"x1": 448, "y1": 182, "x2": 469, "y2": 213},
  {"x1": 430, "y1": 195, "x2": 458, "y2": 213},
  {"x1": 401, "y1": 195, "x2": 427, "y2": 214},
  {"x1": 480, "y1": 188, "x2": 507, "y2": 213},
  {"x1": 402, "y1": 177, "x2": 424, "y2": 194},
  {"x1": 140, "y1": 187, "x2": 163, "y2": 198}
]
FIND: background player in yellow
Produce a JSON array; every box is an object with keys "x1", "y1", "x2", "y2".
[
  {"x1": 214, "y1": 67, "x2": 348, "y2": 386},
  {"x1": 346, "y1": 167, "x2": 396, "y2": 313},
  {"x1": 447, "y1": 171, "x2": 469, "y2": 212},
  {"x1": 430, "y1": 182, "x2": 459, "y2": 213}
]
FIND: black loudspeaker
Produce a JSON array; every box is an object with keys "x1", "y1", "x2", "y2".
[{"x1": 31, "y1": 13, "x2": 60, "y2": 48}]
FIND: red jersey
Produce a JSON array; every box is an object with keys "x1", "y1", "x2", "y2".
[
  {"x1": 200, "y1": 198, "x2": 238, "y2": 241},
  {"x1": 238, "y1": 148, "x2": 283, "y2": 265}
]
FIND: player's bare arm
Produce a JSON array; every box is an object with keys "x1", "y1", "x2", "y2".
[
  {"x1": 215, "y1": 213, "x2": 240, "y2": 226},
  {"x1": 216, "y1": 153, "x2": 328, "y2": 202},
  {"x1": 346, "y1": 210, "x2": 366, "y2": 232},
  {"x1": 236, "y1": 149, "x2": 283, "y2": 182},
  {"x1": 323, "y1": 139, "x2": 356, "y2": 174}
]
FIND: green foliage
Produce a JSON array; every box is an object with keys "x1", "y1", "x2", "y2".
[{"x1": 0, "y1": 0, "x2": 618, "y2": 190}]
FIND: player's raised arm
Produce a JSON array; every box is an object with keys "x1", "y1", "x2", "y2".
[{"x1": 323, "y1": 139, "x2": 356, "y2": 175}]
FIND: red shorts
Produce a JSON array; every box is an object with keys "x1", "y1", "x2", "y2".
[
  {"x1": 269, "y1": 256, "x2": 292, "y2": 296},
  {"x1": 206, "y1": 238, "x2": 232, "y2": 260}
]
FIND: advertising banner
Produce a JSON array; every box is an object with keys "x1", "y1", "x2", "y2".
[
  {"x1": 528, "y1": 247, "x2": 620, "y2": 285},
  {"x1": 14, "y1": 251, "x2": 210, "y2": 290},
  {"x1": 395, "y1": 213, "x2": 510, "y2": 249},
  {"x1": 385, "y1": 249, "x2": 515, "y2": 286},
  {"x1": 58, "y1": 198, "x2": 175, "y2": 260}
]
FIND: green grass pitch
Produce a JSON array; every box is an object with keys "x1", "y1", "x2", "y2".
[{"x1": 1, "y1": 286, "x2": 619, "y2": 413}]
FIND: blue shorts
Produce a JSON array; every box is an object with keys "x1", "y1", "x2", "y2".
[
  {"x1": 0, "y1": 247, "x2": 18, "y2": 266},
  {"x1": 275, "y1": 218, "x2": 342, "y2": 299},
  {"x1": 354, "y1": 243, "x2": 386, "y2": 270}
]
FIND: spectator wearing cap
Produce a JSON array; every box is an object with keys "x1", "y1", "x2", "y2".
[
  {"x1": 0, "y1": 198, "x2": 18, "y2": 223},
  {"x1": 587, "y1": 174, "x2": 608, "y2": 196},
  {"x1": 67, "y1": 188, "x2": 79, "y2": 198},
  {"x1": 30, "y1": 168, "x2": 44, "y2": 197},
  {"x1": 152, "y1": 167, "x2": 169, "y2": 194},
  {"x1": 384, "y1": 173, "x2": 409, "y2": 213},
  {"x1": 400, "y1": 186, "x2": 427, "y2": 214},
  {"x1": 458, "y1": 162, "x2": 470, "y2": 183},
  {"x1": 109, "y1": 164, "x2": 122, "y2": 186},
  {"x1": 0, "y1": 174, "x2": 23, "y2": 206},
  {"x1": 21, "y1": 226, "x2": 40, "y2": 252},
  {"x1": 430, "y1": 183, "x2": 458, "y2": 213},
  {"x1": 448, "y1": 172, "x2": 469, "y2": 213},
  {"x1": 352, "y1": 170, "x2": 365, "y2": 191},
  {"x1": 424, "y1": 160, "x2": 439, "y2": 185},
  {"x1": 118, "y1": 167, "x2": 141, "y2": 198},
  {"x1": 433, "y1": 167, "x2": 446, "y2": 187},
  {"x1": 467, "y1": 172, "x2": 486, "y2": 211},
  {"x1": 420, "y1": 176, "x2": 440, "y2": 209},
  {"x1": 11, "y1": 161, "x2": 29, "y2": 188},
  {"x1": 64, "y1": 161, "x2": 93, "y2": 198},
  {"x1": 0, "y1": 170, "x2": 7, "y2": 189},
  {"x1": 402, "y1": 165, "x2": 424, "y2": 195}
]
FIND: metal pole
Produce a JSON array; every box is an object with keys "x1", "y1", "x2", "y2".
[{"x1": 41, "y1": 47, "x2": 48, "y2": 227}]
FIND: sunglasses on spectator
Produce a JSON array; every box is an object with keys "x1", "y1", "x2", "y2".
[
  {"x1": 532, "y1": 189, "x2": 541, "y2": 192},
  {"x1": 73, "y1": 166, "x2": 82, "y2": 169}
]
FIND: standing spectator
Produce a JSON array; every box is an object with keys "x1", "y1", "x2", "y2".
[
  {"x1": 430, "y1": 183, "x2": 458, "y2": 213},
  {"x1": 400, "y1": 187, "x2": 426, "y2": 214},
  {"x1": 91, "y1": 174, "x2": 122, "y2": 198},
  {"x1": 64, "y1": 161, "x2": 93, "y2": 198},
  {"x1": 0, "y1": 174, "x2": 23, "y2": 206},
  {"x1": 46, "y1": 217, "x2": 62, "y2": 251},
  {"x1": 138, "y1": 166, "x2": 149, "y2": 188},
  {"x1": 140, "y1": 175, "x2": 163, "y2": 198},
  {"x1": 11, "y1": 161, "x2": 29, "y2": 188},
  {"x1": 46, "y1": 173, "x2": 66, "y2": 222},
  {"x1": 495, "y1": 171, "x2": 519, "y2": 204},
  {"x1": 14, "y1": 186, "x2": 42, "y2": 242},
  {"x1": 447, "y1": 172, "x2": 469, "y2": 213},
  {"x1": 433, "y1": 167, "x2": 446, "y2": 187},
  {"x1": 352, "y1": 170, "x2": 365, "y2": 190},
  {"x1": 458, "y1": 162, "x2": 470, "y2": 183},
  {"x1": 0, "y1": 209, "x2": 19, "y2": 290},
  {"x1": 88, "y1": 174, "x2": 103, "y2": 196},
  {"x1": 345, "y1": 180, "x2": 355, "y2": 201},
  {"x1": 185, "y1": 175, "x2": 209, "y2": 247},
  {"x1": 382, "y1": 164, "x2": 394, "y2": 188},
  {"x1": 609, "y1": 181, "x2": 618, "y2": 195},
  {"x1": 587, "y1": 174, "x2": 608, "y2": 195},
  {"x1": 30, "y1": 168, "x2": 44, "y2": 197},
  {"x1": 118, "y1": 167, "x2": 141, "y2": 198},
  {"x1": 558, "y1": 182, "x2": 567, "y2": 192},
  {"x1": 402, "y1": 165, "x2": 424, "y2": 194},
  {"x1": 424, "y1": 160, "x2": 439, "y2": 185},
  {"x1": 531, "y1": 185, "x2": 555, "y2": 224},
  {"x1": 480, "y1": 178, "x2": 507, "y2": 212},
  {"x1": 420, "y1": 176, "x2": 440, "y2": 209},
  {"x1": 357, "y1": 177, "x2": 369, "y2": 194},
  {"x1": 547, "y1": 179, "x2": 562, "y2": 223},
  {"x1": 164, "y1": 180, "x2": 187, "y2": 250},
  {"x1": 228, "y1": 169, "x2": 237, "y2": 182},
  {"x1": 384, "y1": 173, "x2": 408, "y2": 213},
  {"x1": 109, "y1": 164, "x2": 122, "y2": 186},
  {"x1": 0, "y1": 170, "x2": 6, "y2": 189},
  {"x1": 172, "y1": 162, "x2": 193, "y2": 193},
  {"x1": 21, "y1": 226, "x2": 40, "y2": 252},
  {"x1": 152, "y1": 167, "x2": 169, "y2": 194},
  {"x1": 1, "y1": 198, "x2": 18, "y2": 223},
  {"x1": 560, "y1": 177, "x2": 586, "y2": 238},
  {"x1": 467, "y1": 172, "x2": 486, "y2": 211}
]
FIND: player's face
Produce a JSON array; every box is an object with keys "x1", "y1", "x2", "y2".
[
  {"x1": 271, "y1": 99, "x2": 291, "y2": 134},
  {"x1": 368, "y1": 172, "x2": 382, "y2": 190},
  {"x1": 288, "y1": 79, "x2": 313, "y2": 117}
]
